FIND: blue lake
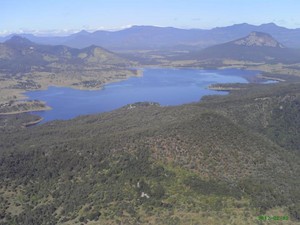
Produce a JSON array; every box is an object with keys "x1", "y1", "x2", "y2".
[{"x1": 26, "y1": 68, "x2": 257, "y2": 123}]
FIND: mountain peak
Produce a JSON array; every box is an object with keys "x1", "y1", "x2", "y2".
[
  {"x1": 5, "y1": 35, "x2": 34, "y2": 46},
  {"x1": 233, "y1": 31, "x2": 285, "y2": 48},
  {"x1": 77, "y1": 30, "x2": 91, "y2": 35},
  {"x1": 259, "y1": 22, "x2": 279, "y2": 28}
]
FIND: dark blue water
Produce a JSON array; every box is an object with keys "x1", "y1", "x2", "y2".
[{"x1": 26, "y1": 68, "x2": 256, "y2": 123}]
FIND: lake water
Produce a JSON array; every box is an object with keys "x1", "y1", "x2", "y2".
[{"x1": 26, "y1": 68, "x2": 257, "y2": 123}]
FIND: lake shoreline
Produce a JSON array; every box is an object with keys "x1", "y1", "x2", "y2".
[
  {"x1": 6, "y1": 67, "x2": 282, "y2": 125},
  {"x1": 22, "y1": 117, "x2": 44, "y2": 127},
  {"x1": 24, "y1": 68, "x2": 264, "y2": 124},
  {"x1": 0, "y1": 106, "x2": 52, "y2": 116}
]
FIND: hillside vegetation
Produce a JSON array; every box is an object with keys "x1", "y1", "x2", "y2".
[
  {"x1": 0, "y1": 36, "x2": 139, "y2": 114},
  {"x1": 0, "y1": 81, "x2": 300, "y2": 224}
]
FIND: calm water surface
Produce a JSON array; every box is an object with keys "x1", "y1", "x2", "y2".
[{"x1": 26, "y1": 68, "x2": 257, "y2": 123}]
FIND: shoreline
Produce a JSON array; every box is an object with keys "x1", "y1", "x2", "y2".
[
  {"x1": 257, "y1": 75, "x2": 286, "y2": 82},
  {"x1": 22, "y1": 117, "x2": 44, "y2": 127},
  {"x1": 0, "y1": 68, "x2": 143, "y2": 115},
  {"x1": 0, "y1": 66, "x2": 290, "y2": 118},
  {"x1": 208, "y1": 86, "x2": 244, "y2": 91},
  {"x1": 0, "y1": 106, "x2": 52, "y2": 116}
]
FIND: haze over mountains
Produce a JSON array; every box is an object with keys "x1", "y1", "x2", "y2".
[
  {"x1": 1, "y1": 23, "x2": 300, "y2": 50},
  {"x1": 185, "y1": 31, "x2": 300, "y2": 64},
  {"x1": 0, "y1": 36, "x2": 130, "y2": 74},
  {"x1": 1, "y1": 20, "x2": 300, "y2": 224}
]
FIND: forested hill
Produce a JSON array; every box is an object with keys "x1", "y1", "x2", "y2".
[
  {"x1": 1, "y1": 81, "x2": 300, "y2": 224},
  {"x1": 0, "y1": 36, "x2": 130, "y2": 74},
  {"x1": 185, "y1": 31, "x2": 300, "y2": 64}
]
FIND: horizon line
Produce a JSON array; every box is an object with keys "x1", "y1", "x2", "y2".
[{"x1": 0, "y1": 22, "x2": 299, "y2": 37}]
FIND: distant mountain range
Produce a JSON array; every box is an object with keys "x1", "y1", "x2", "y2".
[
  {"x1": 0, "y1": 36, "x2": 130, "y2": 74},
  {"x1": 2, "y1": 24, "x2": 300, "y2": 225},
  {"x1": 186, "y1": 31, "x2": 300, "y2": 64},
  {"x1": 1, "y1": 23, "x2": 300, "y2": 50}
]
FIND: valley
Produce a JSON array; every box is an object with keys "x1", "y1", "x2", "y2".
[
  {"x1": 1, "y1": 22, "x2": 300, "y2": 225},
  {"x1": 2, "y1": 31, "x2": 300, "y2": 117},
  {"x1": 116, "y1": 32, "x2": 300, "y2": 81}
]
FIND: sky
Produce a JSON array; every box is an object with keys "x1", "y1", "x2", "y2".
[{"x1": 1, "y1": 0, "x2": 300, "y2": 36}]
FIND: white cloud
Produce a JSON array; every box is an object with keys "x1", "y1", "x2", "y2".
[
  {"x1": 0, "y1": 29, "x2": 82, "y2": 37},
  {"x1": 0, "y1": 30, "x2": 10, "y2": 36}
]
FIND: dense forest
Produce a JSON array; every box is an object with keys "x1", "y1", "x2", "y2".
[{"x1": 0, "y1": 80, "x2": 300, "y2": 224}]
